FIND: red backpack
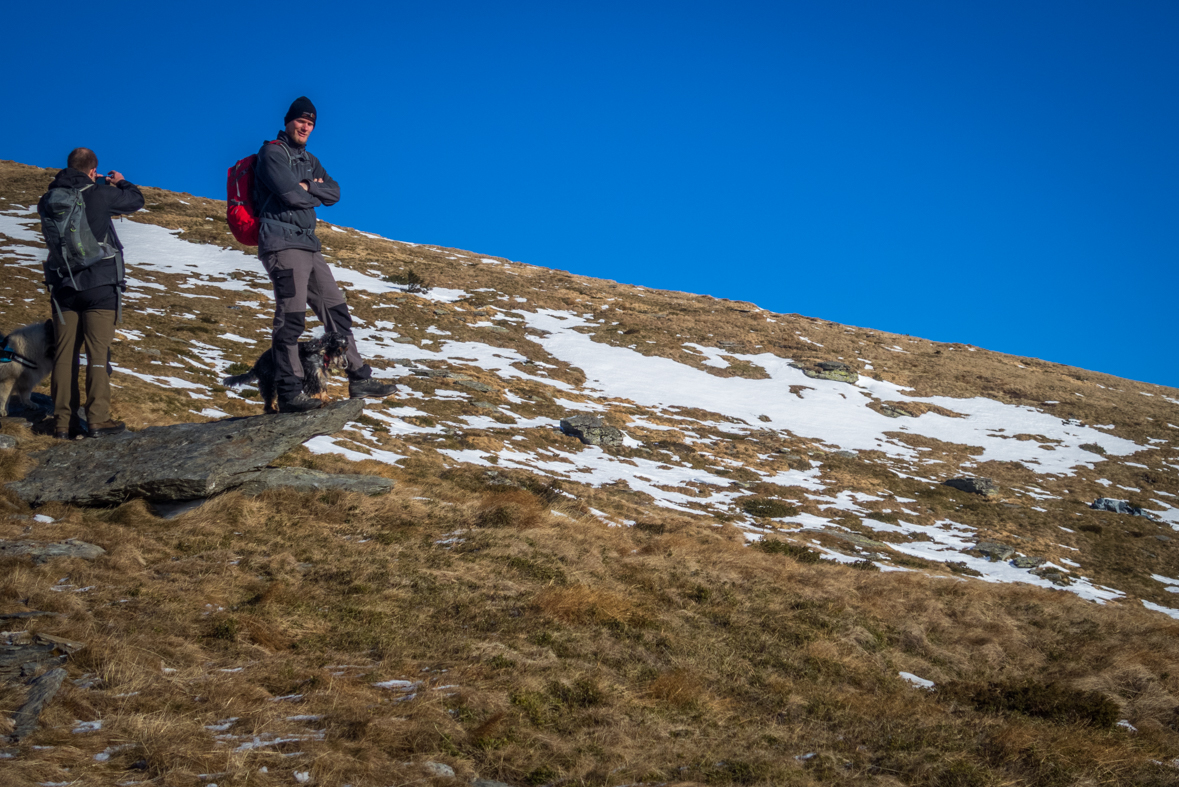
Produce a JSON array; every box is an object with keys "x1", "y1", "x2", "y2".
[{"x1": 226, "y1": 140, "x2": 287, "y2": 246}]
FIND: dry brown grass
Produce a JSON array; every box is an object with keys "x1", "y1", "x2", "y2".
[{"x1": 4, "y1": 157, "x2": 1179, "y2": 785}]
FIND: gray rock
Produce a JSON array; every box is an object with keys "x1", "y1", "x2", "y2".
[
  {"x1": 457, "y1": 379, "x2": 493, "y2": 393},
  {"x1": 560, "y1": 414, "x2": 624, "y2": 447},
  {"x1": 793, "y1": 361, "x2": 859, "y2": 384},
  {"x1": 944, "y1": 477, "x2": 998, "y2": 497},
  {"x1": 831, "y1": 450, "x2": 857, "y2": 459},
  {"x1": 0, "y1": 538, "x2": 106, "y2": 564},
  {"x1": 973, "y1": 541, "x2": 1015, "y2": 561},
  {"x1": 1091, "y1": 497, "x2": 1159, "y2": 520},
  {"x1": 485, "y1": 326, "x2": 510, "y2": 334},
  {"x1": 0, "y1": 435, "x2": 16, "y2": 450},
  {"x1": 7, "y1": 400, "x2": 363, "y2": 506},
  {"x1": 472, "y1": 780, "x2": 517, "y2": 787},
  {"x1": 234, "y1": 467, "x2": 394, "y2": 497},
  {"x1": 423, "y1": 761, "x2": 455, "y2": 778},
  {"x1": 1156, "y1": 535, "x2": 1172, "y2": 543},
  {"x1": 1011, "y1": 555, "x2": 1046, "y2": 569},
  {"x1": 473, "y1": 401, "x2": 498, "y2": 410},
  {"x1": 11, "y1": 667, "x2": 67, "y2": 742},
  {"x1": 879, "y1": 404, "x2": 915, "y2": 418}
]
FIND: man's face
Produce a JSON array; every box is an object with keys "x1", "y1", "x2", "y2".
[{"x1": 286, "y1": 116, "x2": 315, "y2": 145}]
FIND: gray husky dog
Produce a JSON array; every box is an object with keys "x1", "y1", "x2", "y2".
[{"x1": 0, "y1": 320, "x2": 54, "y2": 416}]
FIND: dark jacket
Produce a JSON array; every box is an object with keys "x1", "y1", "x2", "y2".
[
  {"x1": 37, "y1": 167, "x2": 144, "y2": 294},
  {"x1": 254, "y1": 130, "x2": 340, "y2": 255}
]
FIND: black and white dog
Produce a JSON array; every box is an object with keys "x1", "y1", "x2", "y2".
[
  {"x1": 0, "y1": 320, "x2": 54, "y2": 417},
  {"x1": 222, "y1": 332, "x2": 351, "y2": 414}
]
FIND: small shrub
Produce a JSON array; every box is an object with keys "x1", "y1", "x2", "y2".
[
  {"x1": 383, "y1": 268, "x2": 428, "y2": 293},
  {"x1": 865, "y1": 512, "x2": 900, "y2": 525},
  {"x1": 1077, "y1": 522, "x2": 1103, "y2": 534},
  {"x1": 851, "y1": 559, "x2": 880, "y2": 571},
  {"x1": 1079, "y1": 442, "x2": 1107, "y2": 455},
  {"x1": 741, "y1": 498, "x2": 799, "y2": 518},
  {"x1": 756, "y1": 539, "x2": 822, "y2": 563}
]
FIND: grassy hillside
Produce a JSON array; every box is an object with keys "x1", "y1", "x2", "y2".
[{"x1": 3, "y1": 158, "x2": 1179, "y2": 786}]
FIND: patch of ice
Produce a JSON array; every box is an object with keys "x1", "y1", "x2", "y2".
[{"x1": 899, "y1": 671, "x2": 935, "y2": 690}]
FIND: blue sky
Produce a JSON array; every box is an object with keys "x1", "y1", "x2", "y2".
[{"x1": 4, "y1": 1, "x2": 1177, "y2": 388}]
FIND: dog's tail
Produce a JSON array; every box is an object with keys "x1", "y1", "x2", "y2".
[{"x1": 222, "y1": 371, "x2": 258, "y2": 387}]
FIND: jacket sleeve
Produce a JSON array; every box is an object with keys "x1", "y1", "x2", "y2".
[
  {"x1": 255, "y1": 143, "x2": 321, "y2": 210},
  {"x1": 106, "y1": 181, "x2": 145, "y2": 215},
  {"x1": 306, "y1": 156, "x2": 340, "y2": 206}
]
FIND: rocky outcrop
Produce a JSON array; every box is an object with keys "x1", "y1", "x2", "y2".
[
  {"x1": 233, "y1": 467, "x2": 395, "y2": 497},
  {"x1": 793, "y1": 361, "x2": 858, "y2": 384},
  {"x1": 7, "y1": 400, "x2": 363, "y2": 507},
  {"x1": 1090, "y1": 498, "x2": 1159, "y2": 520},
  {"x1": 945, "y1": 477, "x2": 998, "y2": 497},
  {"x1": 0, "y1": 538, "x2": 106, "y2": 564},
  {"x1": 560, "y1": 414, "x2": 624, "y2": 447},
  {"x1": 973, "y1": 541, "x2": 1015, "y2": 561}
]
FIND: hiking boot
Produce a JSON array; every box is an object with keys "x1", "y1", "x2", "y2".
[
  {"x1": 54, "y1": 430, "x2": 73, "y2": 440},
  {"x1": 88, "y1": 420, "x2": 126, "y2": 437},
  {"x1": 278, "y1": 393, "x2": 323, "y2": 413},
  {"x1": 348, "y1": 378, "x2": 398, "y2": 399}
]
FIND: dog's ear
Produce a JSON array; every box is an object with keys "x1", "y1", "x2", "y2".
[{"x1": 302, "y1": 336, "x2": 326, "y2": 353}]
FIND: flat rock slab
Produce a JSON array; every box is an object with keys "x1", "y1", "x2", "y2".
[
  {"x1": 234, "y1": 467, "x2": 395, "y2": 497},
  {"x1": 560, "y1": 414, "x2": 624, "y2": 447},
  {"x1": 973, "y1": 540, "x2": 1015, "y2": 561},
  {"x1": 945, "y1": 477, "x2": 998, "y2": 497},
  {"x1": 0, "y1": 538, "x2": 106, "y2": 564},
  {"x1": 7, "y1": 400, "x2": 363, "y2": 506},
  {"x1": 1091, "y1": 497, "x2": 1159, "y2": 520}
]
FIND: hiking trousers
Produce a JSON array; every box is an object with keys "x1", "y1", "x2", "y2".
[
  {"x1": 51, "y1": 308, "x2": 116, "y2": 430},
  {"x1": 259, "y1": 248, "x2": 365, "y2": 401}
]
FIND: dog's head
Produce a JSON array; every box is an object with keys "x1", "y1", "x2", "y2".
[{"x1": 319, "y1": 332, "x2": 350, "y2": 372}]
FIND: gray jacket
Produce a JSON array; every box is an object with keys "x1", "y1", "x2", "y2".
[{"x1": 253, "y1": 130, "x2": 340, "y2": 254}]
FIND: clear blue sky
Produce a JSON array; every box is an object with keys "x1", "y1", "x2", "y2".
[{"x1": 5, "y1": 1, "x2": 1177, "y2": 388}]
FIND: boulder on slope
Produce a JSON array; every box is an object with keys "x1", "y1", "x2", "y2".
[{"x1": 7, "y1": 400, "x2": 364, "y2": 507}]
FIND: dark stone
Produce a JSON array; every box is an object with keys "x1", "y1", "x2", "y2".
[
  {"x1": 1090, "y1": 498, "x2": 1159, "y2": 520},
  {"x1": 560, "y1": 414, "x2": 624, "y2": 447},
  {"x1": 945, "y1": 477, "x2": 998, "y2": 497},
  {"x1": 234, "y1": 467, "x2": 395, "y2": 497},
  {"x1": 0, "y1": 611, "x2": 57, "y2": 621},
  {"x1": 792, "y1": 361, "x2": 858, "y2": 384},
  {"x1": 1, "y1": 632, "x2": 84, "y2": 683},
  {"x1": 0, "y1": 435, "x2": 15, "y2": 450},
  {"x1": 973, "y1": 541, "x2": 1015, "y2": 561},
  {"x1": 10, "y1": 667, "x2": 67, "y2": 742},
  {"x1": 0, "y1": 538, "x2": 106, "y2": 564},
  {"x1": 457, "y1": 379, "x2": 492, "y2": 393},
  {"x1": 7, "y1": 400, "x2": 363, "y2": 507},
  {"x1": 831, "y1": 450, "x2": 857, "y2": 459},
  {"x1": 1011, "y1": 555, "x2": 1046, "y2": 569}
]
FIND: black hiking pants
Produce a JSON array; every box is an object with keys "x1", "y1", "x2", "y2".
[{"x1": 259, "y1": 248, "x2": 366, "y2": 401}]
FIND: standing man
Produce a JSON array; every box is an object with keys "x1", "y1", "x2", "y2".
[
  {"x1": 254, "y1": 96, "x2": 396, "y2": 412},
  {"x1": 38, "y1": 147, "x2": 143, "y2": 438}
]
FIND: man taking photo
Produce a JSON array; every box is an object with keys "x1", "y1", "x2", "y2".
[{"x1": 38, "y1": 147, "x2": 143, "y2": 438}]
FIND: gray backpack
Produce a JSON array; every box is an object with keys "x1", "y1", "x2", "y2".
[{"x1": 38, "y1": 184, "x2": 115, "y2": 288}]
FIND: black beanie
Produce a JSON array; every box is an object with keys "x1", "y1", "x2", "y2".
[{"x1": 285, "y1": 96, "x2": 317, "y2": 126}]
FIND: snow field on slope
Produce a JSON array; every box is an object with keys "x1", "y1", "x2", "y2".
[{"x1": 5, "y1": 208, "x2": 1179, "y2": 615}]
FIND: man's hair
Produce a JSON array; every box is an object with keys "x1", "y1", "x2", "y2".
[{"x1": 67, "y1": 148, "x2": 98, "y2": 173}]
